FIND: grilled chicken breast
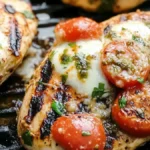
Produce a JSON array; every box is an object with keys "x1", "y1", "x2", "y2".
[
  {"x1": 18, "y1": 11, "x2": 150, "y2": 150},
  {"x1": 62, "y1": 0, "x2": 145, "y2": 13},
  {"x1": 0, "y1": 0, "x2": 37, "y2": 85}
]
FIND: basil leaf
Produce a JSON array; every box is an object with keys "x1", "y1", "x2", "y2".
[
  {"x1": 22, "y1": 130, "x2": 33, "y2": 146},
  {"x1": 119, "y1": 96, "x2": 127, "y2": 108},
  {"x1": 92, "y1": 83, "x2": 106, "y2": 98},
  {"x1": 82, "y1": 131, "x2": 91, "y2": 136},
  {"x1": 51, "y1": 100, "x2": 65, "y2": 116}
]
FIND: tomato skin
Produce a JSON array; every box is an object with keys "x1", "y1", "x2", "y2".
[
  {"x1": 55, "y1": 17, "x2": 101, "y2": 42},
  {"x1": 101, "y1": 41, "x2": 150, "y2": 88},
  {"x1": 51, "y1": 114, "x2": 106, "y2": 150},
  {"x1": 112, "y1": 82, "x2": 150, "y2": 137}
]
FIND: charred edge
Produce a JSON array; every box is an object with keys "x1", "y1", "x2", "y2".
[
  {"x1": 36, "y1": 59, "x2": 52, "y2": 92},
  {"x1": 40, "y1": 110, "x2": 59, "y2": 139},
  {"x1": 26, "y1": 59, "x2": 52, "y2": 124},
  {"x1": 5, "y1": 5, "x2": 16, "y2": 14},
  {"x1": 26, "y1": 95, "x2": 43, "y2": 124},
  {"x1": 9, "y1": 19, "x2": 21, "y2": 57},
  {"x1": 54, "y1": 85, "x2": 70, "y2": 103},
  {"x1": 103, "y1": 119, "x2": 117, "y2": 150}
]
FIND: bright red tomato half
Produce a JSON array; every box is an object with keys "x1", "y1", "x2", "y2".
[
  {"x1": 112, "y1": 81, "x2": 150, "y2": 137},
  {"x1": 51, "y1": 114, "x2": 106, "y2": 150},
  {"x1": 55, "y1": 17, "x2": 101, "y2": 42}
]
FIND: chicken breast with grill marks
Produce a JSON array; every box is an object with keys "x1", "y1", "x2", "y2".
[
  {"x1": 0, "y1": 0, "x2": 38, "y2": 85},
  {"x1": 18, "y1": 11, "x2": 150, "y2": 150}
]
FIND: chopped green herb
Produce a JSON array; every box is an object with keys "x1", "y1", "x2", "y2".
[
  {"x1": 22, "y1": 11, "x2": 34, "y2": 19},
  {"x1": 61, "y1": 49, "x2": 72, "y2": 65},
  {"x1": 105, "y1": 31, "x2": 117, "y2": 39},
  {"x1": 68, "y1": 42, "x2": 76, "y2": 47},
  {"x1": 51, "y1": 100, "x2": 65, "y2": 116},
  {"x1": 61, "y1": 74, "x2": 68, "y2": 84},
  {"x1": 122, "y1": 27, "x2": 126, "y2": 31},
  {"x1": 49, "y1": 51, "x2": 55, "y2": 61},
  {"x1": 132, "y1": 35, "x2": 145, "y2": 46},
  {"x1": 119, "y1": 96, "x2": 127, "y2": 108},
  {"x1": 137, "y1": 78, "x2": 144, "y2": 83},
  {"x1": 82, "y1": 131, "x2": 91, "y2": 136},
  {"x1": 73, "y1": 53, "x2": 91, "y2": 79},
  {"x1": 22, "y1": 130, "x2": 33, "y2": 146},
  {"x1": 92, "y1": 83, "x2": 107, "y2": 99}
]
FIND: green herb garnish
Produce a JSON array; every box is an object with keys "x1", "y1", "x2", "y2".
[
  {"x1": 68, "y1": 42, "x2": 76, "y2": 47},
  {"x1": 82, "y1": 131, "x2": 91, "y2": 136},
  {"x1": 61, "y1": 74, "x2": 68, "y2": 84},
  {"x1": 61, "y1": 49, "x2": 72, "y2": 65},
  {"x1": 22, "y1": 11, "x2": 34, "y2": 19},
  {"x1": 51, "y1": 100, "x2": 65, "y2": 116},
  {"x1": 122, "y1": 27, "x2": 126, "y2": 31},
  {"x1": 119, "y1": 96, "x2": 127, "y2": 108},
  {"x1": 22, "y1": 130, "x2": 33, "y2": 146},
  {"x1": 92, "y1": 83, "x2": 107, "y2": 99},
  {"x1": 132, "y1": 35, "x2": 145, "y2": 46},
  {"x1": 137, "y1": 78, "x2": 144, "y2": 83},
  {"x1": 73, "y1": 53, "x2": 91, "y2": 79}
]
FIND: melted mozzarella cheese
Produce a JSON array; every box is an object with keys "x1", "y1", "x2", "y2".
[{"x1": 51, "y1": 40, "x2": 110, "y2": 97}]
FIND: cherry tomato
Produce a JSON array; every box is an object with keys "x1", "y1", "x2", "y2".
[
  {"x1": 112, "y1": 81, "x2": 150, "y2": 137},
  {"x1": 101, "y1": 41, "x2": 150, "y2": 88},
  {"x1": 51, "y1": 114, "x2": 106, "y2": 150},
  {"x1": 55, "y1": 17, "x2": 101, "y2": 42}
]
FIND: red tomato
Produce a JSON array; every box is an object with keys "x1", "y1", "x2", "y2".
[
  {"x1": 55, "y1": 17, "x2": 101, "y2": 42},
  {"x1": 112, "y1": 81, "x2": 150, "y2": 137},
  {"x1": 51, "y1": 114, "x2": 106, "y2": 150},
  {"x1": 101, "y1": 41, "x2": 150, "y2": 88}
]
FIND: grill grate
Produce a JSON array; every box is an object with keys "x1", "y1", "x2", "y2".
[{"x1": 0, "y1": 0, "x2": 150, "y2": 149}]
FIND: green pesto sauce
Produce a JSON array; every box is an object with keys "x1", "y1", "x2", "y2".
[
  {"x1": 73, "y1": 53, "x2": 91, "y2": 79},
  {"x1": 60, "y1": 49, "x2": 72, "y2": 65}
]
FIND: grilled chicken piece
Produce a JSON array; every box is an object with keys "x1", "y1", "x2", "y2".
[
  {"x1": 0, "y1": 0, "x2": 37, "y2": 85},
  {"x1": 62, "y1": 0, "x2": 145, "y2": 13},
  {"x1": 18, "y1": 11, "x2": 150, "y2": 150}
]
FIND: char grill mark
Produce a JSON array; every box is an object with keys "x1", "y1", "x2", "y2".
[
  {"x1": 40, "y1": 85, "x2": 69, "y2": 139},
  {"x1": 5, "y1": 5, "x2": 16, "y2": 14},
  {"x1": 54, "y1": 86, "x2": 70, "y2": 103},
  {"x1": 40, "y1": 110, "x2": 59, "y2": 139},
  {"x1": 26, "y1": 95, "x2": 43, "y2": 123},
  {"x1": 36, "y1": 59, "x2": 52, "y2": 92},
  {"x1": 26, "y1": 59, "x2": 52, "y2": 124},
  {"x1": 9, "y1": 19, "x2": 21, "y2": 57}
]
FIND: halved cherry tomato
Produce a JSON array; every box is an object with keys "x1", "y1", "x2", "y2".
[
  {"x1": 101, "y1": 41, "x2": 150, "y2": 88},
  {"x1": 55, "y1": 17, "x2": 101, "y2": 42},
  {"x1": 112, "y1": 81, "x2": 150, "y2": 137},
  {"x1": 51, "y1": 114, "x2": 106, "y2": 150}
]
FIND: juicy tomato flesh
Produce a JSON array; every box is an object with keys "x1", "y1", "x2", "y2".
[
  {"x1": 55, "y1": 17, "x2": 101, "y2": 42},
  {"x1": 112, "y1": 81, "x2": 150, "y2": 137},
  {"x1": 51, "y1": 114, "x2": 106, "y2": 150},
  {"x1": 101, "y1": 41, "x2": 150, "y2": 88}
]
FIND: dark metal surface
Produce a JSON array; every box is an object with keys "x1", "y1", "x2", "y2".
[{"x1": 0, "y1": 0, "x2": 150, "y2": 149}]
